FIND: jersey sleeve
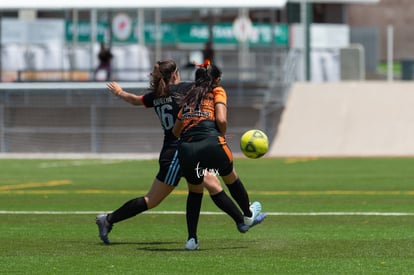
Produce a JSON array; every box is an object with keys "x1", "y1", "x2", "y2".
[
  {"x1": 213, "y1": 87, "x2": 227, "y2": 106},
  {"x1": 141, "y1": 92, "x2": 155, "y2": 108}
]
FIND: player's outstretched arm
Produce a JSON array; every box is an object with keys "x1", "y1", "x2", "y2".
[{"x1": 106, "y1": 82, "x2": 143, "y2": 106}]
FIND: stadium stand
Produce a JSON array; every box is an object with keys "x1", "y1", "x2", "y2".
[{"x1": 0, "y1": 78, "x2": 287, "y2": 155}]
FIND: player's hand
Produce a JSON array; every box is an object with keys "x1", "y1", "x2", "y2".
[{"x1": 106, "y1": 82, "x2": 122, "y2": 96}]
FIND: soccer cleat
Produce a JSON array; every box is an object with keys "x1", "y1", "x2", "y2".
[
  {"x1": 96, "y1": 214, "x2": 112, "y2": 245},
  {"x1": 250, "y1": 212, "x2": 267, "y2": 228},
  {"x1": 237, "y1": 223, "x2": 250, "y2": 233},
  {"x1": 185, "y1": 238, "x2": 199, "y2": 250},
  {"x1": 237, "y1": 213, "x2": 267, "y2": 233},
  {"x1": 243, "y1": 201, "x2": 262, "y2": 226}
]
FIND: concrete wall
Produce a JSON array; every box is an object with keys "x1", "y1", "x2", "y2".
[{"x1": 269, "y1": 82, "x2": 414, "y2": 157}]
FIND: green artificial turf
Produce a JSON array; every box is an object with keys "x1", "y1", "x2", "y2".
[{"x1": 1, "y1": 157, "x2": 414, "y2": 274}]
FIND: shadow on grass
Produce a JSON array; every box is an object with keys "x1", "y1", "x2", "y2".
[
  {"x1": 96, "y1": 241, "x2": 248, "y2": 251},
  {"x1": 110, "y1": 241, "x2": 179, "y2": 245},
  {"x1": 138, "y1": 244, "x2": 249, "y2": 252},
  {"x1": 95, "y1": 241, "x2": 179, "y2": 246}
]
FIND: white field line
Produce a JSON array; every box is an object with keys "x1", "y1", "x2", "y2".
[
  {"x1": 0, "y1": 210, "x2": 414, "y2": 216},
  {"x1": 0, "y1": 153, "x2": 159, "y2": 160}
]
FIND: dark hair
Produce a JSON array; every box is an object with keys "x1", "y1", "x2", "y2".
[
  {"x1": 208, "y1": 64, "x2": 222, "y2": 84},
  {"x1": 150, "y1": 60, "x2": 178, "y2": 97},
  {"x1": 180, "y1": 63, "x2": 222, "y2": 108}
]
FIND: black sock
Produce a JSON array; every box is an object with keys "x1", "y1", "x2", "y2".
[
  {"x1": 226, "y1": 178, "x2": 251, "y2": 217},
  {"x1": 107, "y1": 197, "x2": 148, "y2": 224},
  {"x1": 210, "y1": 191, "x2": 243, "y2": 224},
  {"x1": 186, "y1": 192, "x2": 203, "y2": 240}
]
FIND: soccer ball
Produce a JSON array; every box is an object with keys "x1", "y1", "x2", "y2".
[{"x1": 240, "y1": 129, "x2": 269, "y2": 159}]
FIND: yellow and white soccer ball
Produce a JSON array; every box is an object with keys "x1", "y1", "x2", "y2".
[{"x1": 240, "y1": 129, "x2": 269, "y2": 159}]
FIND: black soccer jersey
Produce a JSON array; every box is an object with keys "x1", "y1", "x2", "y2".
[{"x1": 142, "y1": 82, "x2": 191, "y2": 143}]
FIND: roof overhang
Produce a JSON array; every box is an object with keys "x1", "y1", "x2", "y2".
[
  {"x1": 288, "y1": 0, "x2": 380, "y2": 3},
  {"x1": 0, "y1": 0, "x2": 288, "y2": 10}
]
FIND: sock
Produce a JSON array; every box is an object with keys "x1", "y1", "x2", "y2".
[
  {"x1": 186, "y1": 192, "x2": 203, "y2": 241},
  {"x1": 210, "y1": 190, "x2": 244, "y2": 225},
  {"x1": 226, "y1": 178, "x2": 252, "y2": 217},
  {"x1": 107, "y1": 197, "x2": 148, "y2": 224}
]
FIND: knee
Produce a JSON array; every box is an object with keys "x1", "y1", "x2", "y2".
[
  {"x1": 144, "y1": 196, "x2": 162, "y2": 209},
  {"x1": 203, "y1": 176, "x2": 223, "y2": 195},
  {"x1": 188, "y1": 183, "x2": 204, "y2": 194}
]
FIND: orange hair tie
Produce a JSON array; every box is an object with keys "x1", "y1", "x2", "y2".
[{"x1": 197, "y1": 59, "x2": 211, "y2": 68}]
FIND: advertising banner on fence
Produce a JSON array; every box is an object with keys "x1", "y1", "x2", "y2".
[{"x1": 65, "y1": 21, "x2": 288, "y2": 47}]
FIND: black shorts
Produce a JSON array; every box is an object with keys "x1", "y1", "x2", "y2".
[
  {"x1": 178, "y1": 135, "x2": 233, "y2": 184},
  {"x1": 156, "y1": 143, "x2": 182, "y2": 187}
]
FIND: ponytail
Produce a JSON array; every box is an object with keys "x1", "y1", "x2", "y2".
[{"x1": 150, "y1": 60, "x2": 177, "y2": 97}]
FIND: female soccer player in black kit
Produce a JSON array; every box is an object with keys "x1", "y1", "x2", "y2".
[
  {"x1": 96, "y1": 60, "x2": 264, "y2": 250},
  {"x1": 172, "y1": 62, "x2": 266, "y2": 237}
]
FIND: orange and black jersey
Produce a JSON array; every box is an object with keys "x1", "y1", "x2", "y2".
[
  {"x1": 142, "y1": 82, "x2": 192, "y2": 143},
  {"x1": 177, "y1": 86, "x2": 227, "y2": 140}
]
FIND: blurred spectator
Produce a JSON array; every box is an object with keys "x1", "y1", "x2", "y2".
[
  {"x1": 202, "y1": 41, "x2": 215, "y2": 62},
  {"x1": 94, "y1": 42, "x2": 113, "y2": 81}
]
